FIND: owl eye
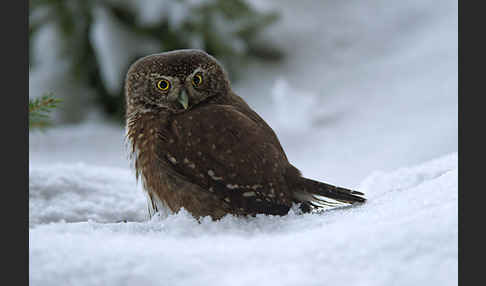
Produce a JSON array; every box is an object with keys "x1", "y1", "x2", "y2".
[
  {"x1": 192, "y1": 74, "x2": 203, "y2": 87},
  {"x1": 157, "y1": 79, "x2": 170, "y2": 91}
]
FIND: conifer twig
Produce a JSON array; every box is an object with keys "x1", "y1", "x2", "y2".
[{"x1": 29, "y1": 93, "x2": 62, "y2": 129}]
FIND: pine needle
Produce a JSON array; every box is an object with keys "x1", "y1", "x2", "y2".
[{"x1": 29, "y1": 93, "x2": 62, "y2": 129}]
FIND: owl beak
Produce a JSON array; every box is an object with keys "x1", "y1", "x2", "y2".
[{"x1": 177, "y1": 90, "x2": 189, "y2": 110}]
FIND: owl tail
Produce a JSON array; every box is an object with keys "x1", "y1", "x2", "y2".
[{"x1": 294, "y1": 177, "x2": 366, "y2": 210}]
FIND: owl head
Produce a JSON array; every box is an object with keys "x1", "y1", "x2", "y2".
[{"x1": 125, "y1": 49, "x2": 231, "y2": 115}]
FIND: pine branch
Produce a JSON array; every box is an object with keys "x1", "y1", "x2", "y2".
[
  {"x1": 29, "y1": 93, "x2": 62, "y2": 129},
  {"x1": 29, "y1": 0, "x2": 283, "y2": 122}
]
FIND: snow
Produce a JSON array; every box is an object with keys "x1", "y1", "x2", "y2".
[
  {"x1": 29, "y1": 163, "x2": 146, "y2": 226},
  {"x1": 29, "y1": 153, "x2": 457, "y2": 286},
  {"x1": 90, "y1": 6, "x2": 162, "y2": 95},
  {"x1": 236, "y1": 0, "x2": 457, "y2": 186},
  {"x1": 29, "y1": 0, "x2": 457, "y2": 285}
]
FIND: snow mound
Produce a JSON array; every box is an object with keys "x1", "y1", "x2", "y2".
[
  {"x1": 29, "y1": 163, "x2": 146, "y2": 226},
  {"x1": 29, "y1": 153, "x2": 457, "y2": 286}
]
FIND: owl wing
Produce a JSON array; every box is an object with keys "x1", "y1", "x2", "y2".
[
  {"x1": 158, "y1": 104, "x2": 294, "y2": 215},
  {"x1": 229, "y1": 93, "x2": 288, "y2": 159}
]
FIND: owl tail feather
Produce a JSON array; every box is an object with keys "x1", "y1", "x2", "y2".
[{"x1": 294, "y1": 178, "x2": 366, "y2": 210}]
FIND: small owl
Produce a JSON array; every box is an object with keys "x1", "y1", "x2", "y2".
[{"x1": 125, "y1": 49, "x2": 365, "y2": 220}]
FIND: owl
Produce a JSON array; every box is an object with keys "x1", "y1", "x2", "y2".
[{"x1": 125, "y1": 49, "x2": 365, "y2": 220}]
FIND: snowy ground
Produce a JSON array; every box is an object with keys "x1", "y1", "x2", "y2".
[
  {"x1": 29, "y1": 0, "x2": 457, "y2": 285},
  {"x1": 29, "y1": 154, "x2": 457, "y2": 286}
]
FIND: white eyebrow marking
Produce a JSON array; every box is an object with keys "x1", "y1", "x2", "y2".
[{"x1": 186, "y1": 66, "x2": 205, "y2": 83}]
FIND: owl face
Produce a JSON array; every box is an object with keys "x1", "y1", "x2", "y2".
[{"x1": 125, "y1": 49, "x2": 230, "y2": 115}]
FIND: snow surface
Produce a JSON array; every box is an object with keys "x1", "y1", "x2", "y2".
[
  {"x1": 29, "y1": 153, "x2": 457, "y2": 286},
  {"x1": 29, "y1": 0, "x2": 457, "y2": 285}
]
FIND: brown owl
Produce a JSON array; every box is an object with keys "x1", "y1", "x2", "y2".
[{"x1": 125, "y1": 49, "x2": 365, "y2": 220}]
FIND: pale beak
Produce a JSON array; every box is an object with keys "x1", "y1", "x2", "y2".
[{"x1": 177, "y1": 90, "x2": 189, "y2": 110}]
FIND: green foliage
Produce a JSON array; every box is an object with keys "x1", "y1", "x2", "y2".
[
  {"x1": 29, "y1": 0, "x2": 283, "y2": 122},
  {"x1": 29, "y1": 94, "x2": 62, "y2": 129}
]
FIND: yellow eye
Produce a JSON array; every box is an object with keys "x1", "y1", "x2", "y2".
[
  {"x1": 157, "y1": 79, "x2": 170, "y2": 91},
  {"x1": 192, "y1": 74, "x2": 203, "y2": 87}
]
